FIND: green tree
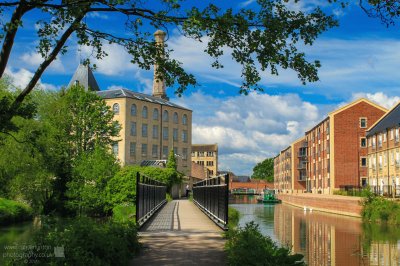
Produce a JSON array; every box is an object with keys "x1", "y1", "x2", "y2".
[
  {"x1": 166, "y1": 149, "x2": 177, "y2": 170},
  {"x1": 252, "y1": 158, "x2": 274, "y2": 182},
  {"x1": 0, "y1": 1, "x2": 340, "y2": 130},
  {"x1": 66, "y1": 146, "x2": 120, "y2": 216}
]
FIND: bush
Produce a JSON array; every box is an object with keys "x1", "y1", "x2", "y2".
[
  {"x1": 112, "y1": 204, "x2": 136, "y2": 223},
  {"x1": 362, "y1": 194, "x2": 400, "y2": 225},
  {"x1": 225, "y1": 222, "x2": 305, "y2": 266},
  {"x1": 0, "y1": 198, "x2": 33, "y2": 226},
  {"x1": 228, "y1": 207, "x2": 240, "y2": 228},
  {"x1": 6, "y1": 217, "x2": 140, "y2": 265}
]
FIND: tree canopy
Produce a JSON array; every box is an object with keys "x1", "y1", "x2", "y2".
[
  {"x1": 252, "y1": 158, "x2": 274, "y2": 182},
  {"x1": 0, "y1": 0, "x2": 343, "y2": 131}
]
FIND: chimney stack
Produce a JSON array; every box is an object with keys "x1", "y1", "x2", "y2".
[{"x1": 152, "y1": 30, "x2": 168, "y2": 100}]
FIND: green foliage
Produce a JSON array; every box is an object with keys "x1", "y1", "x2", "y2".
[
  {"x1": 66, "y1": 147, "x2": 120, "y2": 216},
  {"x1": 362, "y1": 195, "x2": 400, "y2": 225},
  {"x1": 252, "y1": 158, "x2": 274, "y2": 182},
  {"x1": 0, "y1": 198, "x2": 33, "y2": 226},
  {"x1": 166, "y1": 149, "x2": 177, "y2": 170},
  {"x1": 333, "y1": 187, "x2": 371, "y2": 197},
  {"x1": 6, "y1": 217, "x2": 140, "y2": 265},
  {"x1": 225, "y1": 222, "x2": 305, "y2": 266},
  {"x1": 106, "y1": 166, "x2": 140, "y2": 209},
  {"x1": 112, "y1": 203, "x2": 136, "y2": 223},
  {"x1": 228, "y1": 207, "x2": 240, "y2": 229}
]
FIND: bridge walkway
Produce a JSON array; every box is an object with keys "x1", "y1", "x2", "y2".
[{"x1": 130, "y1": 199, "x2": 226, "y2": 266}]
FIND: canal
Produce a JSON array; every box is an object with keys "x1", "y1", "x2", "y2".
[{"x1": 230, "y1": 195, "x2": 400, "y2": 266}]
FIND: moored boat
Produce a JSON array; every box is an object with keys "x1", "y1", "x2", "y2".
[{"x1": 256, "y1": 189, "x2": 282, "y2": 204}]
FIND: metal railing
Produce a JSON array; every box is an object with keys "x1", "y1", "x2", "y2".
[
  {"x1": 369, "y1": 185, "x2": 400, "y2": 198},
  {"x1": 192, "y1": 174, "x2": 229, "y2": 230},
  {"x1": 135, "y1": 172, "x2": 167, "y2": 227}
]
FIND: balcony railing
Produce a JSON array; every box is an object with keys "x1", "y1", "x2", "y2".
[{"x1": 297, "y1": 164, "x2": 306, "y2": 170}]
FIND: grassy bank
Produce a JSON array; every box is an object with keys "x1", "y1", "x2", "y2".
[
  {"x1": 228, "y1": 207, "x2": 240, "y2": 228},
  {"x1": 362, "y1": 192, "x2": 400, "y2": 225},
  {"x1": 0, "y1": 198, "x2": 33, "y2": 226}
]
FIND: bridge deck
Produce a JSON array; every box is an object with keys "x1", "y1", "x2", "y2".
[{"x1": 131, "y1": 199, "x2": 226, "y2": 266}]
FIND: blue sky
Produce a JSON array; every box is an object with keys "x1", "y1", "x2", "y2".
[{"x1": 3, "y1": 0, "x2": 400, "y2": 175}]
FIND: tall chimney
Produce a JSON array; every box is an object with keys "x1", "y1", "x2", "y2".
[{"x1": 152, "y1": 30, "x2": 168, "y2": 100}]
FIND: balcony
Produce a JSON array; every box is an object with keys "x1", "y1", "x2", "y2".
[
  {"x1": 297, "y1": 151, "x2": 307, "y2": 158},
  {"x1": 298, "y1": 175, "x2": 307, "y2": 181}
]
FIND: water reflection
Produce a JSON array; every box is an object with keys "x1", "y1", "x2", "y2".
[{"x1": 230, "y1": 196, "x2": 400, "y2": 266}]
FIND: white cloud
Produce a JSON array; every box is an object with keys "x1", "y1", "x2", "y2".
[
  {"x1": 86, "y1": 12, "x2": 109, "y2": 20},
  {"x1": 239, "y1": 0, "x2": 256, "y2": 8},
  {"x1": 173, "y1": 91, "x2": 322, "y2": 175},
  {"x1": 19, "y1": 52, "x2": 65, "y2": 73},
  {"x1": 351, "y1": 92, "x2": 400, "y2": 109},
  {"x1": 5, "y1": 67, "x2": 58, "y2": 91}
]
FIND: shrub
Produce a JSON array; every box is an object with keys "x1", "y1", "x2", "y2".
[
  {"x1": 112, "y1": 204, "x2": 136, "y2": 223},
  {"x1": 6, "y1": 217, "x2": 140, "y2": 265},
  {"x1": 228, "y1": 207, "x2": 240, "y2": 228},
  {"x1": 0, "y1": 198, "x2": 33, "y2": 226},
  {"x1": 225, "y1": 222, "x2": 305, "y2": 266},
  {"x1": 362, "y1": 194, "x2": 400, "y2": 225}
]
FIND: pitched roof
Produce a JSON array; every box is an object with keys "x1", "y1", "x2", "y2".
[
  {"x1": 96, "y1": 88, "x2": 191, "y2": 111},
  {"x1": 367, "y1": 101, "x2": 400, "y2": 137},
  {"x1": 68, "y1": 64, "x2": 100, "y2": 91}
]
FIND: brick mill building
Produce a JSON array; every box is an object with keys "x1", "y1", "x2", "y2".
[
  {"x1": 274, "y1": 98, "x2": 387, "y2": 194},
  {"x1": 68, "y1": 30, "x2": 192, "y2": 176},
  {"x1": 366, "y1": 101, "x2": 400, "y2": 196}
]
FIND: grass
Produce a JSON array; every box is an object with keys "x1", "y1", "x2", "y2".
[
  {"x1": 112, "y1": 204, "x2": 136, "y2": 223},
  {"x1": 0, "y1": 198, "x2": 33, "y2": 226},
  {"x1": 228, "y1": 207, "x2": 240, "y2": 229},
  {"x1": 362, "y1": 194, "x2": 400, "y2": 225}
]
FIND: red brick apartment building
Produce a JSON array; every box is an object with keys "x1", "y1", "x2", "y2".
[{"x1": 274, "y1": 98, "x2": 387, "y2": 195}]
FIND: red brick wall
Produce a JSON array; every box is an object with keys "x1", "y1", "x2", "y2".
[
  {"x1": 230, "y1": 180, "x2": 274, "y2": 190},
  {"x1": 334, "y1": 101, "x2": 386, "y2": 188},
  {"x1": 293, "y1": 139, "x2": 307, "y2": 191},
  {"x1": 277, "y1": 194, "x2": 362, "y2": 217}
]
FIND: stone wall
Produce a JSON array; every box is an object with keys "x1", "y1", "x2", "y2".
[{"x1": 277, "y1": 193, "x2": 363, "y2": 217}]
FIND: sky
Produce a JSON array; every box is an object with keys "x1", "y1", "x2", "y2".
[{"x1": 3, "y1": 0, "x2": 400, "y2": 175}]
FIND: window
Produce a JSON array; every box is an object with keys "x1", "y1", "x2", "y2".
[
  {"x1": 130, "y1": 142, "x2": 136, "y2": 157},
  {"x1": 182, "y1": 114, "x2": 188, "y2": 125},
  {"x1": 152, "y1": 125, "x2": 159, "y2": 139},
  {"x1": 182, "y1": 130, "x2": 188, "y2": 143},
  {"x1": 173, "y1": 128, "x2": 178, "y2": 141},
  {"x1": 131, "y1": 104, "x2": 137, "y2": 116},
  {"x1": 182, "y1": 148, "x2": 188, "y2": 160},
  {"x1": 113, "y1": 103, "x2": 119, "y2": 114},
  {"x1": 372, "y1": 137, "x2": 376, "y2": 148},
  {"x1": 360, "y1": 118, "x2": 367, "y2": 128},
  {"x1": 378, "y1": 135, "x2": 382, "y2": 147},
  {"x1": 141, "y1": 144, "x2": 147, "y2": 156},
  {"x1": 191, "y1": 152, "x2": 196, "y2": 157},
  {"x1": 112, "y1": 142, "x2": 118, "y2": 155},
  {"x1": 173, "y1": 147, "x2": 178, "y2": 156},
  {"x1": 391, "y1": 151, "x2": 395, "y2": 165},
  {"x1": 207, "y1": 151, "x2": 214, "y2": 157},
  {"x1": 379, "y1": 155, "x2": 382, "y2": 169},
  {"x1": 173, "y1": 112, "x2": 178, "y2": 124},
  {"x1": 383, "y1": 133, "x2": 387, "y2": 142},
  {"x1": 198, "y1": 151, "x2": 204, "y2": 157},
  {"x1": 391, "y1": 129, "x2": 394, "y2": 140},
  {"x1": 153, "y1": 108, "x2": 159, "y2": 120},
  {"x1": 396, "y1": 152, "x2": 400, "y2": 166},
  {"x1": 163, "y1": 127, "x2": 169, "y2": 140},
  {"x1": 206, "y1": 161, "x2": 214, "y2": 166},
  {"x1": 396, "y1": 129, "x2": 399, "y2": 142},
  {"x1": 130, "y1": 122, "x2": 137, "y2": 136},
  {"x1": 384, "y1": 153, "x2": 387, "y2": 166},
  {"x1": 142, "y1": 106, "x2": 148, "y2": 118},
  {"x1": 162, "y1": 146, "x2": 168, "y2": 159},
  {"x1": 198, "y1": 161, "x2": 204, "y2": 166},
  {"x1": 152, "y1": 145, "x2": 158, "y2": 158},
  {"x1": 163, "y1": 110, "x2": 169, "y2": 122},
  {"x1": 142, "y1": 124, "x2": 148, "y2": 137}
]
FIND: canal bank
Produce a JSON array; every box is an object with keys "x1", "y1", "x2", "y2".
[{"x1": 277, "y1": 193, "x2": 362, "y2": 217}]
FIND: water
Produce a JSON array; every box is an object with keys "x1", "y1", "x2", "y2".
[{"x1": 230, "y1": 196, "x2": 400, "y2": 266}]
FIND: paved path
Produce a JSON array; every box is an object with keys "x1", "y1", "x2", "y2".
[{"x1": 131, "y1": 199, "x2": 226, "y2": 266}]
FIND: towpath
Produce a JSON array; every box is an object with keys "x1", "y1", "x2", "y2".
[{"x1": 130, "y1": 199, "x2": 226, "y2": 266}]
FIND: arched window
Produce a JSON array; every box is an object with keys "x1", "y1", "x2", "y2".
[
  {"x1": 182, "y1": 114, "x2": 188, "y2": 125},
  {"x1": 142, "y1": 106, "x2": 148, "y2": 118},
  {"x1": 173, "y1": 112, "x2": 178, "y2": 124},
  {"x1": 131, "y1": 104, "x2": 137, "y2": 116},
  {"x1": 163, "y1": 110, "x2": 169, "y2": 122},
  {"x1": 113, "y1": 103, "x2": 119, "y2": 114},
  {"x1": 153, "y1": 108, "x2": 159, "y2": 120}
]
